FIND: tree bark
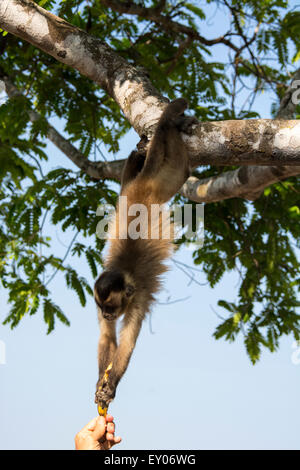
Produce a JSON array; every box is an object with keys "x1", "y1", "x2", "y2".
[
  {"x1": 183, "y1": 69, "x2": 300, "y2": 203},
  {"x1": 4, "y1": 74, "x2": 300, "y2": 204},
  {"x1": 181, "y1": 166, "x2": 300, "y2": 203},
  {"x1": 1, "y1": 0, "x2": 300, "y2": 166},
  {"x1": 1, "y1": 0, "x2": 299, "y2": 204}
]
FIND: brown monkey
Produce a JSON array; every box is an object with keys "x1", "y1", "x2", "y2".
[{"x1": 94, "y1": 98, "x2": 196, "y2": 409}]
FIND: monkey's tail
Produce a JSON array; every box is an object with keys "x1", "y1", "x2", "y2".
[{"x1": 157, "y1": 98, "x2": 188, "y2": 128}]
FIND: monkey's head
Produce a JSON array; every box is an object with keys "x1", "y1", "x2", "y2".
[{"x1": 94, "y1": 269, "x2": 135, "y2": 321}]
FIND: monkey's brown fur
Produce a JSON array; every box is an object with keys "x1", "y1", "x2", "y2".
[{"x1": 94, "y1": 98, "x2": 195, "y2": 408}]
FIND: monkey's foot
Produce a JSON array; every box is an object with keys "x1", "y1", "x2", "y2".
[{"x1": 176, "y1": 115, "x2": 198, "y2": 135}]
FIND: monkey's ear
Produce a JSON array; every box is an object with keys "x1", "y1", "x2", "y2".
[{"x1": 125, "y1": 284, "x2": 135, "y2": 297}]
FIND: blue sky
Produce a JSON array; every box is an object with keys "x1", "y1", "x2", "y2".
[
  {"x1": 0, "y1": 1, "x2": 300, "y2": 450},
  {"x1": 1, "y1": 233, "x2": 299, "y2": 450}
]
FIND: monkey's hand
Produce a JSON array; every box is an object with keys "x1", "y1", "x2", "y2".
[
  {"x1": 95, "y1": 362, "x2": 116, "y2": 411},
  {"x1": 95, "y1": 379, "x2": 116, "y2": 410}
]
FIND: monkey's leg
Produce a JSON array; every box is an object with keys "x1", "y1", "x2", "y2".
[
  {"x1": 174, "y1": 115, "x2": 198, "y2": 135},
  {"x1": 139, "y1": 127, "x2": 190, "y2": 203},
  {"x1": 140, "y1": 98, "x2": 188, "y2": 179},
  {"x1": 95, "y1": 311, "x2": 143, "y2": 409},
  {"x1": 140, "y1": 129, "x2": 170, "y2": 178},
  {"x1": 145, "y1": 115, "x2": 197, "y2": 178},
  {"x1": 142, "y1": 115, "x2": 198, "y2": 202},
  {"x1": 121, "y1": 151, "x2": 146, "y2": 192},
  {"x1": 95, "y1": 317, "x2": 117, "y2": 403}
]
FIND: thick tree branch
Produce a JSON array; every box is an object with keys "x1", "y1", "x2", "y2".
[
  {"x1": 182, "y1": 69, "x2": 300, "y2": 203},
  {"x1": 1, "y1": 1, "x2": 300, "y2": 205},
  {"x1": 183, "y1": 119, "x2": 300, "y2": 167},
  {"x1": 0, "y1": 0, "x2": 166, "y2": 139},
  {"x1": 3, "y1": 74, "x2": 300, "y2": 205},
  {"x1": 1, "y1": 0, "x2": 300, "y2": 168},
  {"x1": 181, "y1": 166, "x2": 300, "y2": 203}
]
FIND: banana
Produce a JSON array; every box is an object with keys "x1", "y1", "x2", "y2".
[{"x1": 97, "y1": 404, "x2": 108, "y2": 417}]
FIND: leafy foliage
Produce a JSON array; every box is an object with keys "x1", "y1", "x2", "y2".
[
  {"x1": 192, "y1": 176, "x2": 300, "y2": 363},
  {"x1": 0, "y1": 0, "x2": 299, "y2": 363}
]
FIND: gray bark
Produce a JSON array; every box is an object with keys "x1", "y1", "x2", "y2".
[{"x1": 0, "y1": 0, "x2": 299, "y2": 203}]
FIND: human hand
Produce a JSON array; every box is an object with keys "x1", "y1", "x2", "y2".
[{"x1": 75, "y1": 414, "x2": 122, "y2": 450}]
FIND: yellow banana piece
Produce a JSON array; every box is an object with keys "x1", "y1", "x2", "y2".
[
  {"x1": 97, "y1": 404, "x2": 107, "y2": 417},
  {"x1": 97, "y1": 362, "x2": 113, "y2": 417}
]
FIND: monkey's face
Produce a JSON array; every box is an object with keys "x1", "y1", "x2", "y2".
[{"x1": 94, "y1": 270, "x2": 135, "y2": 321}]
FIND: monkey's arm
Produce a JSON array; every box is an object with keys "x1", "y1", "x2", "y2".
[
  {"x1": 95, "y1": 310, "x2": 143, "y2": 408},
  {"x1": 121, "y1": 151, "x2": 146, "y2": 192},
  {"x1": 96, "y1": 316, "x2": 117, "y2": 392}
]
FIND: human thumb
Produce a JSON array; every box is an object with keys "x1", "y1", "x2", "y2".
[{"x1": 92, "y1": 416, "x2": 106, "y2": 441}]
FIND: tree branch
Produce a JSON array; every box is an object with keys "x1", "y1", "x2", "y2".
[
  {"x1": 3, "y1": 73, "x2": 300, "y2": 204},
  {"x1": 181, "y1": 165, "x2": 300, "y2": 203},
  {"x1": 2, "y1": 75, "x2": 124, "y2": 181},
  {"x1": 1, "y1": 0, "x2": 300, "y2": 167},
  {"x1": 182, "y1": 69, "x2": 300, "y2": 203},
  {"x1": 1, "y1": 0, "x2": 300, "y2": 204},
  {"x1": 102, "y1": 0, "x2": 273, "y2": 84},
  {"x1": 0, "y1": 0, "x2": 166, "y2": 139},
  {"x1": 101, "y1": 0, "x2": 241, "y2": 53}
]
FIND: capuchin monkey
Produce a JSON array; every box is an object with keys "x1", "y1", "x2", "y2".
[{"x1": 94, "y1": 98, "x2": 196, "y2": 409}]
